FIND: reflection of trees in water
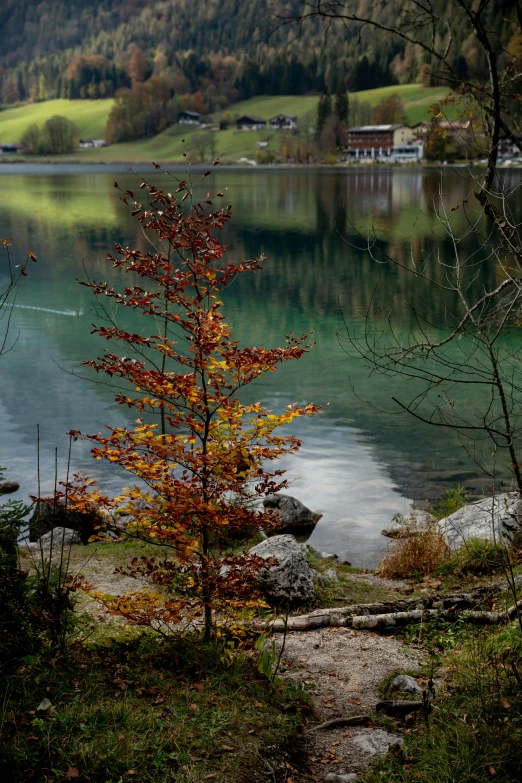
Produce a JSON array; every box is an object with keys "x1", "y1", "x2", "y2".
[{"x1": 1, "y1": 169, "x2": 520, "y2": 502}]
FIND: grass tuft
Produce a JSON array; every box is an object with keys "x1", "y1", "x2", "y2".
[{"x1": 379, "y1": 523, "x2": 450, "y2": 578}]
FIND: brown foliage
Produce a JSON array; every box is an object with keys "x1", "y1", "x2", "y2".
[{"x1": 379, "y1": 523, "x2": 450, "y2": 578}]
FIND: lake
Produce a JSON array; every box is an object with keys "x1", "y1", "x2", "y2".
[{"x1": 1, "y1": 164, "x2": 520, "y2": 566}]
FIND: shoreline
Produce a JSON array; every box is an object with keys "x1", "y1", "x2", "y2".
[{"x1": 0, "y1": 157, "x2": 517, "y2": 171}]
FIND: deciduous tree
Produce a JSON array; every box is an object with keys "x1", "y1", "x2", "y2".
[{"x1": 70, "y1": 172, "x2": 318, "y2": 639}]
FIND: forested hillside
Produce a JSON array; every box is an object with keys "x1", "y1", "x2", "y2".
[{"x1": 0, "y1": 0, "x2": 517, "y2": 108}]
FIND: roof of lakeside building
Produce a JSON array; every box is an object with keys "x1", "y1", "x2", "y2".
[{"x1": 347, "y1": 124, "x2": 405, "y2": 132}]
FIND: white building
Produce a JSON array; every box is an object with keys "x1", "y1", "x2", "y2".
[
  {"x1": 79, "y1": 139, "x2": 107, "y2": 148},
  {"x1": 178, "y1": 111, "x2": 201, "y2": 125},
  {"x1": 269, "y1": 114, "x2": 297, "y2": 130},
  {"x1": 391, "y1": 144, "x2": 424, "y2": 162},
  {"x1": 498, "y1": 134, "x2": 521, "y2": 159}
]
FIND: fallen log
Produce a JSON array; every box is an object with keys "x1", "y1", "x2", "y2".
[
  {"x1": 254, "y1": 607, "x2": 509, "y2": 632},
  {"x1": 352, "y1": 609, "x2": 440, "y2": 629},
  {"x1": 308, "y1": 715, "x2": 371, "y2": 732},
  {"x1": 248, "y1": 584, "x2": 513, "y2": 633}
]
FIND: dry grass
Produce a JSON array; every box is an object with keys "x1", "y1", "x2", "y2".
[{"x1": 379, "y1": 522, "x2": 450, "y2": 578}]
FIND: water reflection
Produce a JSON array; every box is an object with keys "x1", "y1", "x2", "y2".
[{"x1": 0, "y1": 165, "x2": 520, "y2": 566}]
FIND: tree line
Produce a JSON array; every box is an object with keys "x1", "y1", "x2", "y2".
[{"x1": 0, "y1": 0, "x2": 517, "y2": 109}]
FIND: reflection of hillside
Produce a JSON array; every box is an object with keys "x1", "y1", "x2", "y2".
[{"x1": 213, "y1": 169, "x2": 481, "y2": 241}]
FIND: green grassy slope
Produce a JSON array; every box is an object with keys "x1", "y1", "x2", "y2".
[
  {"x1": 0, "y1": 85, "x2": 452, "y2": 162},
  {"x1": 0, "y1": 98, "x2": 114, "y2": 142}
]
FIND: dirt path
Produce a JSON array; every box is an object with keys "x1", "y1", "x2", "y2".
[{"x1": 278, "y1": 626, "x2": 425, "y2": 781}]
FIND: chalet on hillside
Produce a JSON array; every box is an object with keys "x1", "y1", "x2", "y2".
[
  {"x1": 269, "y1": 114, "x2": 297, "y2": 130},
  {"x1": 178, "y1": 110, "x2": 201, "y2": 125},
  {"x1": 79, "y1": 139, "x2": 106, "y2": 148},
  {"x1": 236, "y1": 115, "x2": 266, "y2": 130},
  {"x1": 0, "y1": 142, "x2": 22, "y2": 154}
]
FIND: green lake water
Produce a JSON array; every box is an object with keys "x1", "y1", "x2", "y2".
[{"x1": 1, "y1": 164, "x2": 520, "y2": 566}]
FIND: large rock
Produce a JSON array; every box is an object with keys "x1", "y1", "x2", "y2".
[
  {"x1": 39, "y1": 527, "x2": 83, "y2": 548},
  {"x1": 438, "y1": 492, "x2": 521, "y2": 551},
  {"x1": 29, "y1": 499, "x2": 100, "y2": 545},
  {"x1": 249, "y1": 534, "x2": 315, "y2": 603},
  {"x1": 263, "y1": 493, "x2": 322, "y2": 532},
  {"x1": 0, "y1": 480, "x2": 20, "y2": 496}
]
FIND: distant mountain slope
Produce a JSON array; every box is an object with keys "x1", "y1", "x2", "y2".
[{"x1": 0, "y1": 1, "x2": 516, "y2": 106}]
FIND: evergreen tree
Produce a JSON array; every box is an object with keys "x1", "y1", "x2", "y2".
[
  {"x1": 335, "y1": 86, "x2": 349, "y2": 123},
  {"x1": 316, "y1": 93, "x2": 332, "y2": 134}
]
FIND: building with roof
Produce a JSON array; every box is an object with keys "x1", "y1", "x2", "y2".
[
  {"x1": 269, "y1": 114, "x2": 297, "y2": 130},
  {"x1": 79, "y1": 139, "x2": 106, "y2": 148},
  {"x1": 346, "y1": 124, "x2": 414, "y2": 157},
  {"x1": 178, "y1": 110, "x2": 201, "y2": 125},
  {"x1": 498, "y1": 133, "x2": 521, "y2": 159},
  {"x1": 0, "y1": 142, "x2": 22, "y2": 154},
  {"x1": 236, "y1": 115, "x2": 266, "y2": 131}
]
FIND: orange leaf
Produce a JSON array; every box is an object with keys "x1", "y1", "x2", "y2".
[{"x1": 65, "y1": 769, "x2": 80, "y2": 779}]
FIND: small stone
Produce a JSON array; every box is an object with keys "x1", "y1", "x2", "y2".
[
  {"x1": 325, "y1": 774, "x2": 358, "y2": 782},
  {"x1": 389, "y1": 674, "x2": 423, "y2": 696},
  {"x1": 36, "y1": 698, "x2": 52, "y2": 713},
  {"x1": 351, "y1": 729, "x2": 403, "y2": 758},
  {"x1": 323, "y1": 568, "x2": 339, "y2": 583}
]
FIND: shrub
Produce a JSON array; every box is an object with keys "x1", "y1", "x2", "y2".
[
  {"x1": 379, "y1": 518, "x2": 450, "y2": 578},
  {"x1": 21, "y1": 115, "x2": 78, "y2": 155},
  {"x1": 0, "y1": 498, "x2": 33, "y2": 664},
  {"x1": 431, "y1": 486, "x2": 470, "y2": 521}
]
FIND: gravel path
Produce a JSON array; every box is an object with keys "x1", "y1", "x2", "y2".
[{"x1": 278, "y1": 626, "x2": 425, "y2": 781}]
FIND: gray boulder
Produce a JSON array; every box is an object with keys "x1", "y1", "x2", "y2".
[
  {"x1": 263, "y1": 494, "x2": 322, "y2": 532},
  {"x1": 438, "y1": 492, "x2": 521, "y2": 551},
  {"x1": 389, "y1": 674, "x2": 423, "y2": 696},
  {"x1": 39, "y1": 527, "x2": 83, "y2": 548},
  {"x1": 249, "y1": 534, "x2": 315, "y2": 603}
]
